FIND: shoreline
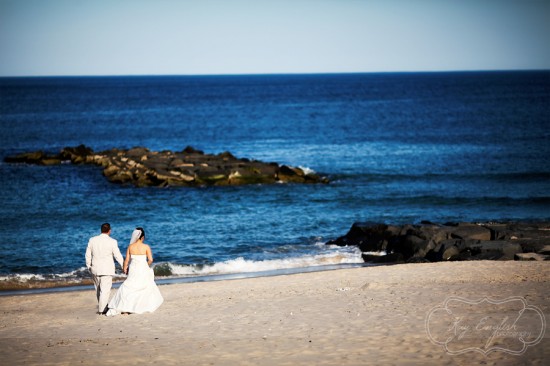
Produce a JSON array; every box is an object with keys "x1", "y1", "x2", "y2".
[
  {"x1": 1, "y1": 261, "x2": 548, "y2": 365},
  {"x1": 0, "y1": 263, "x2": 369, "y2": 296},
  {"x1": 2, "y1": 220, "x2": 549, "y2": 294}
]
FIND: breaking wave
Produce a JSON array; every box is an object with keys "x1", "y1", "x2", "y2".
[{"x1": 163, "y1": 249, "x2": 364, "y2": 277}]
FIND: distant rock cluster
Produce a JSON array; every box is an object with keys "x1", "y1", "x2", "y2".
[
  {"x1": 328, "y1": 221, "x2": 550, "y2": 263},
  {"x1": 4, "y1": 145, "x2": 328, "y2": 187}
]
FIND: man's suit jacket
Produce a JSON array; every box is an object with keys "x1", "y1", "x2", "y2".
[{"x1": 85, "y1": 233, "x2": 124, "y2": 276}]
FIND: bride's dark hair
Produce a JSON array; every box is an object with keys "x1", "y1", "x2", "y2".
[{"x1": 136, "y1": 227, "x2": 145, "y2": 240}]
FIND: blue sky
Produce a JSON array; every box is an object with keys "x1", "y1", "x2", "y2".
[{"x1": 1, "y1": 0, "x2": 549, "y2": 76}]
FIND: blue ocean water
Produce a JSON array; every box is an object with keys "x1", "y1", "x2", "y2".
[{"x1": 0, "y1": 72, "x2": 549, "y2": 283}]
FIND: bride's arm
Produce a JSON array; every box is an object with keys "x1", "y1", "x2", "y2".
[
  {"x1": 123, "y1": 246, "x2": 130, "y2": 274},
  {"x1": 146, "y1": 245, "x2": 153, "y2": 266}
]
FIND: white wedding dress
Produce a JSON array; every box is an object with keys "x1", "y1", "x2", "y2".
[{"x1": 106, "y1": 254, "x2": 163, "y2": 316}]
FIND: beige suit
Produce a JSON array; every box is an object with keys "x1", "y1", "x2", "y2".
[{"x1": 85, "y1": 233, "x2": 124, "y2": 313}]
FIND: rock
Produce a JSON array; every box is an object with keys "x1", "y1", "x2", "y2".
[
  {"x1": 420, "y1": 220, "x2": 438, "y2": 225},
  {"x1": 218, "y1": 151, "x2": 236, "y2": 160},
  {"x1": 109, "y1": 171, "x2": 133, "y2": 184},
  {"x1": 328, "y1": 223, "x2": 395, "y2": 252},
  {"x1": 103, "y1": 165, "x2": 120, "y2": 177},
  {"x1": 454, "y1": 240, "x2": 522, "y2": 261},
  {"x1": 170, "y1": 158, "x2": 186, "y2": 168},
  {"x1": 518, "y1": 241, "x2": 547, "y2": 254},
  {"x1": 153, "y1": 263, "x2": 173, "y2": 276},
  {"x1": 442, "y1": 245, "x2": 460, "y2": 260},
  {"x1": 182, "y1": 146, "x2": 204, "y2": 155},
  {"x1": 5, "y1": 151, "x2": 47, "y2": 164},
  {"x1": 387, "y1": 234, "x2": 433, "y2": 260},
  {"x1": 398, "y1": 224, "x2": 416, "y2": 236},
  {"x1": 41, "y1": 158, "x2": 62, "y2": 166},
  {"x1": 514, "y1": 253, "x2": 549, "y2": 261},
  {"x1": 450, "y1": 224, "x2": 491, "y2": 241},
  {"x1": 424, "y1": 239, "x2": 459, "y2": 261},
  {"x1": 329, "y1": 221, "x2": 550, "y2": 264},
  {"x1": 93, "y1": 155, "x2": 111, "y2": 167},
  {"x1": 277, "y1": 165, "x2": 306, "y2": 183},
  {"x1": 4, "y1": 145, "x2": 328, "y2": 187},
  {"x1": 60, "y1": 144, "x2": 94, "y2": 164},
  {"x1": 473, "y1": 240, "x2": 521, "y2": 254},
  {"x1": 419, "y1": 225, "x2": 449, "y2": 244},
  {"x1": 448, "y1": 250, "x2": 476, "y2": 261},
  {"x1": 483, "y1": 223, "x2": 514, "y2": 240},
  {"x1": 126, "y1": 147, "x2": 150, "y2": 159}
]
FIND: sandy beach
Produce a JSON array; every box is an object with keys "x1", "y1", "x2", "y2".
[{"x1": 1, "y1": 261, "x2": 548, "y2": 365}]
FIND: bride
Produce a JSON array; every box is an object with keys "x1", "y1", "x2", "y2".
[{"x1": 106, "y1": 227, "x2": 164, "y2": 316}]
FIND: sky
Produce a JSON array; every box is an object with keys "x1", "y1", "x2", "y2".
[{"x1": 0, "y1": 0, "x2": 549, "y2": 76}]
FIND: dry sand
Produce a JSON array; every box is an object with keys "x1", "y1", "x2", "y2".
[{"x1": 1, "y1": 261, "x2": 548, "y2": 365}]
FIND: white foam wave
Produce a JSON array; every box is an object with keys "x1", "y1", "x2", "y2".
[
  {"x1": 0, "y1": 267, "x2": 90, "y2": 282},
  {"x1": 0, "y1": 273, "x2": 46, "y2": 282},
  {"x1": 362, "y1": 251, "x2": 387, "y2": 256},
  {"x1": 298, "y1": 166, "x2": 316, "y2": 175},
  {"x1": 167, "y1": 250, "x2": 363, "y2": 277},
  {"x1": 323, "y1": 243, "x2": 387, "y2": 257},
  {"x1": 0, "y1": 249, "x2": 374, "y2": 283}
]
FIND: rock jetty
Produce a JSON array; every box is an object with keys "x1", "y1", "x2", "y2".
[
  {"x1": 328, "y1": 221, "x2": 550, "y2": 263},
  {"x1": 4, "y1": 145, "x2": 328, "y2": 187}
]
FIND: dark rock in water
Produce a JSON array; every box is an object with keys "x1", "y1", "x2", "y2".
[
  {"x1": 441, "y1": 245, "x2": 460, "y2": 261},
  {"x1": 153, "y1": 263, "x2": 173, "y2": 276},
  {"x1": 450, "y1": 224, "x2": 491, "y2": 241},
  {"x1": 182, "y1": 146, "x2": 204, "y2": 155},
  {"x1": 59, "y1": 144, "x2": 94, "y2": 164},
  {"x1": 387, "y1": 234, "x2": 432, "y2": 261},
  {"x1": 5, "y1": 151, "x2": 49, "y2": 165},
  {"x1": 4, "y1": 145, "x2": 329, "y2": 187},
  {"x1": 327, "y1": 222, "x2": 399, "y2": 252},
  {"x1": 448, "y1": 240, "x2": 521, "y2": 261},
  {"x1": 330, "y1": 221, "x2": 550, "y2": 264},
  {"x1": 484, "y1": 223, "x2": 516, "y2": 240}
]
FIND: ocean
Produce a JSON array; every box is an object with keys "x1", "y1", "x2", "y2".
[{"x1": 1, "y1": 71, "x2": 549, "y2": 287}]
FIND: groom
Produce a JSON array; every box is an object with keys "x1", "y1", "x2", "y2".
[{"x1": 85, "y1": 223, "x2": 124, "y2": 314}]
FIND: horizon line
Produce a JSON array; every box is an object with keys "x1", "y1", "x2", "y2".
[{"x1": 1, "y1": 68, "x2": 549, "y2": 78}]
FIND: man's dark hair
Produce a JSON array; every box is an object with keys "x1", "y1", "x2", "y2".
[{"x1": 101, "y1": 223, "x2": 111, "y2": 233}]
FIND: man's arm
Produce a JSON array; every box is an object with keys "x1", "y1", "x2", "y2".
[
  {"x1": 85, "y1": 240, "x2": 92, "y2": 270},
  {"x1": 112, "y1": 240, "x2": 124, "y2": 269}
]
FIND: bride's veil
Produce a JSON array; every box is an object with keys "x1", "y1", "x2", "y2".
[{"x1": 129, "y1": 229, "x2": 142, "y2": 245}]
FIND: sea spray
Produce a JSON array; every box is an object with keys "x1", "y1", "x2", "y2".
[{"x1": 162, "y1": 249, "x2": 364, "y2": 277}]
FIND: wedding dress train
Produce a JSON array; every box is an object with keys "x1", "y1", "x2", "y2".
[{"x1": 106, "y1": 255, "x2": 163, "y2": 316}]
